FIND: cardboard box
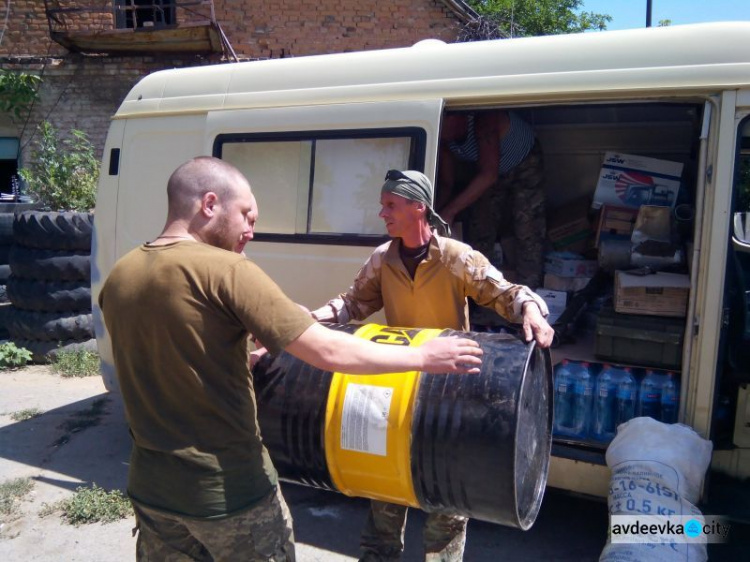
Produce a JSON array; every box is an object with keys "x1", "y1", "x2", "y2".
[
  {"x1": 592, "y1": 152, "x2": 683, "y2": 211},
  {"x1": 614, "y1": 271, "x2": 691, "y2": 317},
  {"x1": 544, "y1": 252, "x2": 599, "y2": 278},
  {"x1": 536, "y1": 288, "x2": 567, "y2": 324},
  {"x1": 544, "y1": 273, "x2": 592, "y2": 293},
  {"x1": 595, "y1": 205, "x2": 639, "y2": 247},
  {"x1": 547, "y1": 197, "x2": 594, "y2": 253}
]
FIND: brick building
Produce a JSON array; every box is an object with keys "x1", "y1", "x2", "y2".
[{"x1": 0, "y1": 0, "x2": 477, "y2": 192}]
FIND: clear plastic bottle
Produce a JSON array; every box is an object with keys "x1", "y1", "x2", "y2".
[
  {"x1": 638, "y1": 369, "x2": 663, "y2": 420},
  {"x1": 593, "y1": 364, "x2": 619, "y2": 442},
  {"x1": 553, "y1": 360, "x2": 575, "y2": 436},
  {"x1": 660, "y1": 372, "x2": 680, "y2": 423},
  {"x1": 571, "y1": 361, "x2": 594, "y2": 438},
  {"x1": 614, "y1": 367, "x2": 637, "y2": 427}
]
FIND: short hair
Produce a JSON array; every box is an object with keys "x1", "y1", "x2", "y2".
[{"x1": 166, "y1": 157, "x2": 248, "y2": 218}]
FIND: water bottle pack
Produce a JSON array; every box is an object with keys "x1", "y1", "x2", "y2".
[{"x1": 553, "y1": 360, "x2": 680, "y2": 444}]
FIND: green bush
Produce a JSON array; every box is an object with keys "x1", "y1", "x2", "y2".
[
  {"x1": 19, "y1": 121, "x2": 99, "y2": 211},
  {"x1": 0, "y1": 70, "x2": 40, "y2": 120},
  {"x1": 52, "y1": 348, "x2": 101, "y2": 378},
  {"x1": 0, "y1": 478, "x2": 34, "y2": 518},
  {"x1": 55, "y1": 484, "x2": 132, "y2": 525},
  {"x1": 0, "y1": 342, "x2": 33, "y2": 369}
]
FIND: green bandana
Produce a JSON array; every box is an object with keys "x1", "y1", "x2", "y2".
[{"x1": 381, "y1": 170, "x2": 451, "y2": 237}]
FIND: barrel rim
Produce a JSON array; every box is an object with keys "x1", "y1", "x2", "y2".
[{"x1": 513, "y1": 342, "x2": 554, "y2": 530}]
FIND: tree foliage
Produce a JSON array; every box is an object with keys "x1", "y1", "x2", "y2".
[
  {"x1": 462, "y1": 0, "x2": 612, "y2": 39},
  {"x1": 19, "y1": 121, "x2": 99, "y2": 211},
  {"x1": 0, "y1": 70, "x2": 40, "y2": 120}
]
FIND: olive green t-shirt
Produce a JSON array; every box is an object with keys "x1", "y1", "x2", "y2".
[{"x1": 99, "y1": 241, "x2": 314, "y2": 518}]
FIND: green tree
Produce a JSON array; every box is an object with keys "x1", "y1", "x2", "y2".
[
  {"x1": 462, "y1": 0, "x2": 611, "y2": 38},
  {"x1": 0, "y1": 70, "x2": 40, "y2": 120}
]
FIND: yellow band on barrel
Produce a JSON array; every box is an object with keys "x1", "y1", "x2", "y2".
[{"x1": 324, "y1": 324, "x2": 443, "y2": 506}]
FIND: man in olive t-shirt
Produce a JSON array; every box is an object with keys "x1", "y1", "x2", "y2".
[{"x1": 99, "y1": 157, "x2": 483, "y2": 561}]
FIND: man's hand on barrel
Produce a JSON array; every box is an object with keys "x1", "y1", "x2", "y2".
[
  {"x1": 419, "y1": 336, "x2": 483, "y2": 374},
  {"x1": 521, "y1": 302, "x2": 555, "y2": 348}
]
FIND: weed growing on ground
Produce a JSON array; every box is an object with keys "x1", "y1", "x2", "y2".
[
  {"x1": 44, "y1": 484, "x2": 132, "y2": 525},
  {"x1": 52, "y1": 349, "x2": 100, "y2": 378},
  {"x1": 10, "y1": 408, "x2": 43, "y2": 421},
  {"x1": 0, "y1": 342, "x2": 32, "y2": 369},
  {"x1": 0, "y1": 478, "x2": 34, "y2": 520}
]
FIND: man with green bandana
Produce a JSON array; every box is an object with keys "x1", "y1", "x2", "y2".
[{"x1": 311, "y1": 169, "x2": 554, "y2": 562}]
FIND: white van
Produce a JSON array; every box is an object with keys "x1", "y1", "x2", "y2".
[{"x1": 93, "y1": 22, "x2": 750, "y2": 507}]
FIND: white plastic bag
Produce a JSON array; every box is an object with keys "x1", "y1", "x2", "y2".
[{"x1": 600, "y1": 417, "x2": 713, "y2": 562}]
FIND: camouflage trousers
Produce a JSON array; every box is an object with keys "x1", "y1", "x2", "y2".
[
  {"x1": 467, "y1": 141, "x2": 546, "y2": 289},
  {"x1": 360, "y1": 500, "x2": 467, "y2": 562},
  {"x1": 132, "y1": 486, "x2": 295, "y2": 561}
]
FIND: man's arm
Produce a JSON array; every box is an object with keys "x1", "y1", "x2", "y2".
[
  {"x1": 285, "y1": 322, "x2": 482, "y2": 374},
  {"x1": 439, "y1": 112, "x2": 504, "y2": 226},
  {"x1": 462, "y1": 249, "x2": 554, "y2": 348}
]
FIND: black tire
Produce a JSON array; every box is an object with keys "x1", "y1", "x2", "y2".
[
  {"x1": 6, "y1": 278, "x2": 91, "y2": 312},
  {"x1": 0, "y1": 302, "x2": 11, "y2": 338},
  {"x1": 0, "y1": 244, "x2": 11, "y2": 264},
  {"x1": 0, "y1": 214, "x2": 14, "y2": 245},
  {"x1": 11, "y1": 337, "x2": 98, "y2": 364},
  {"x1": 6, "y1": 308, "x2": 93, "y2": 341},
  {"x1": 9, "y1": 246, "x2": 91, "y2": 282},
  {"x1": 0, "y1": 264, "x2": 9, "y2": 283},
  {"x1": 13, "y1": 211, "x2": 94, "y2": 251},
  {"x1": 0, "y1": 284, "x2": 7, "y2": 304}
]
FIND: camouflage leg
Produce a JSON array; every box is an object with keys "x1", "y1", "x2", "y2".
[
  {"x1": 132, "y1": 501, "x2": 213, "y2": 561},
  {"x1": 467, "y1": 178, "x2": 509, "y2": 262},
  {"x1": 191, "y1": 486, "x2": 296, "y2": 561},
  {"x1": 359, "y1": 500, "x2": 408, "y2": 562},
  {"x1": 133, "y1": 486, "x2": 296, "y2": 562},
  {"x1": 508, "y1": 143, "x2": 546, "y2": 289},
  {"x1": 423, "y1": 513, "x2": 468, "y2": 562}
]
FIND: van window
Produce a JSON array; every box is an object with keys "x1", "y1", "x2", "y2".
[{"x1": 217, "y1": 129, "x2": 424, "y2": 240}]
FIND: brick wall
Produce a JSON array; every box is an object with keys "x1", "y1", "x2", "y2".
[{"x1": 0, "y1": 0, "x2": 465, "y2": 166}]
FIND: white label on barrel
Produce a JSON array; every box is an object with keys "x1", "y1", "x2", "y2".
[{"x1": 340, "y1": 383, "x2": 393, "y2": 456}]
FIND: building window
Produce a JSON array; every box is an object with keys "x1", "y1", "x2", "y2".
[{"x1": 114, "y1": 0, "x2": 176, "y2": 30}]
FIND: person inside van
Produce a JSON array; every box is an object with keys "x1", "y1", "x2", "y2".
[
  {"x1": 311, "y1": 169, "x2": 553, "y2": 562},
  {"x1": 437, "y1": 110, "x2": 546, "y2": 290},
  {"x1": 98, "y1": 157, "x2": 485, "y2": 561}
]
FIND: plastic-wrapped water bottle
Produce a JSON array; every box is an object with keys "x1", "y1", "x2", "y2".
[
  {"x1": 571, "y1": 361, "x2": 594, "y2": 438},
  {"x1": 660, "y1": 371, "x2": 680, "y2": 423},
  {"x1": 638, "y1": 370, "x2": 663, "y2": 420},
  {"x1": 614, "y1": 367, "x2": 637, "y2": 427},
  {"x1": 593, "y1": 364, "x2": 619, "y2": 443},
  {"x1": 553, "y1": 360, "x2": 575, "y2": 436}
]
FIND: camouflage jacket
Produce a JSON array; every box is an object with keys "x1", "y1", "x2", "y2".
[{"x1": 312, "y1": 233, "x2": 549, "y2": 331}]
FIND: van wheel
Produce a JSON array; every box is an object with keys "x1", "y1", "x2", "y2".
[
  {"x1": 6, "y1": 278, "x2": 91, "y2": 312},
  {"x1": 9, "y1": 246, "x2": 91, "y2": 282},
  {"x1": 13, "y1": 211, "x2": 94, "y2": 251},
  {"x1": 0, "y1": 244, "x2": 11, "y2": 264},
  {"x1": 6, "y1": 307, "x2": 93, "y2": 341},
  {"x1": 11, "y1": 337, "x2": 98, "y2": 364}
]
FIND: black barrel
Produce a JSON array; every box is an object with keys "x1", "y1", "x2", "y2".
[{"x1": 253, "y1": 324, "x2": 552, "y2": 530}]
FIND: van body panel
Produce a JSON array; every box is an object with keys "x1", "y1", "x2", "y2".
[
  {"x1": 115, "y1": 23, "x2": 750, "y2": 119},
  {"x1": 95, "y1": 22, "x2": 750, "y2": 502}
]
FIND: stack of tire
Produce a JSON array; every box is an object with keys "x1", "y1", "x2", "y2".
[
  {"x1": 5, "y1": 210, "x2": 97, "y2": 362},
  {"x1": 0, "y1": 203, "x2": 40, "y2": 340}
]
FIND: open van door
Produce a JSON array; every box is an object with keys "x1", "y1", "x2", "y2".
[
  {"x1": 709, "y1": 99, "x2": 750, "y2": 520},
  {"x1": 205, "y1": 100, "x2": 444, "y2": 310}
]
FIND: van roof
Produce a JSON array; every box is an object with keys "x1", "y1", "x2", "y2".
[{"x1": 116, "y1": 22, "x2": 750, "y2": 118}]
